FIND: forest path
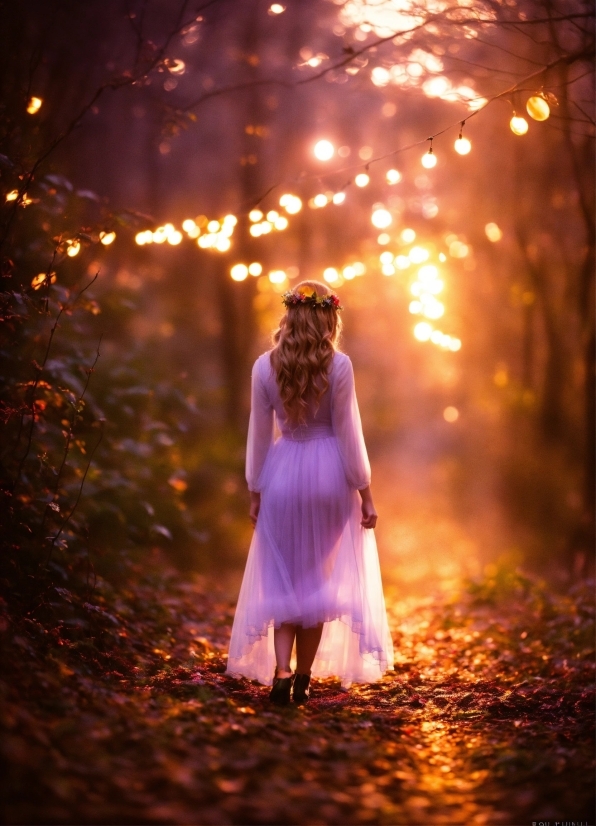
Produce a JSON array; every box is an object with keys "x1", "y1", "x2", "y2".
[{"x1": 2, "y1": 562, "x2": 594, "y2": 825}]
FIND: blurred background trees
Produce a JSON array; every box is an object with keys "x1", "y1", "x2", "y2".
[{"x1": 0, "y1": 0, "x2": 593, "y2": 601}]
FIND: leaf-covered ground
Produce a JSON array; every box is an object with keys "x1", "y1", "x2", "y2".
[{"x1": 1, "y1": 560, "x2": 594, "y2": 825}]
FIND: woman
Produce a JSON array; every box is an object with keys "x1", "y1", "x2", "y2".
[{"x1": 226, "y1": 280, "x2": 393, "y2": 704}]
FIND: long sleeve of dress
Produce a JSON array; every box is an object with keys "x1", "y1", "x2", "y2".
[
  {"x1": 331, "y1": 355, "x2": 371, "y2": 490},
  {"x1": 245, "y1": 356, "x2": 274, "y2": 493}
]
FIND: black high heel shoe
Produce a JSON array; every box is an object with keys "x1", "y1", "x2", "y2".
[
  {"x1": 293, "y1": 673, "x2": 311, "y2": 705},
  {"x1": 269, "y1": 672, "x2": 294, "y2": 705}
]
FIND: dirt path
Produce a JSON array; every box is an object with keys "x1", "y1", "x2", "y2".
[{"x1": 1, "y1": 561, "x2": 594, "y2": 825}]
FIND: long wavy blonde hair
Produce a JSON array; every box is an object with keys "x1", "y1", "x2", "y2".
[{"x1": 271, "y1": 280, "x2": 342, "y2": 425}]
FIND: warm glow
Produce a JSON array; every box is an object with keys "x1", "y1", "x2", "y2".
[
  {"x1": 66, "y1": 241, "x2": 81, "y2": 257},
  {"x1": 223, "y1": 214, "x2": 238, "y2": 226},
  {"x1": 167, "y1": 231, "x2": 182, "y2": 245},
  {"x1": 267, "y1": 210, "x2": 279, "y2": 222},
  {"x1": 99, "y1": 231, "x2": 116, "y2": 245},
  {"x1": 248, "y1": 262, "x2": 262, "y2": 276},
  {"x1": 26, "y1": 96, "x2": 42, "y2": 114},
  {"x1": 409, "y1": 246, "x2": 429, "y2": 264},
  {"x1": 323, "y1": 267, "x2": 339, "y2": 283},
  {"x1": 380, "y1": 251, "x2": 393, "y2": 264},
  {"x1": 485, "y1": 222, "x2": 503, "y2": 242},
  {"x1": 261, "y1": 222, "x2": 272, "y2": 233},
  {"x1": 449, "y1": 240, "x2": 469, "y2": 258},
  {"x1": 269, "y1": 3, "x2": 285, "y2": 12},
  {"x1": 443, "y1": 406, "x2": 459, "y2": 422},
  {"x1": 526, "y1": 95, "x2": 550, "y2": 121},
  {"x1": 409, "y1": 300, "x2": 422, "y2": 314},
  {"x1": 352, "y1": 262, "x2": 366, "y2": 275},
  {"x1": 206, "y1": 220, "x2": 219, "y2": 232},
  {"x1": 418, "y1": 264, "x2": 438, "y2": 283},
  {"x1": 449, "y1": 338, "x2": 462, "y2": 351},
  {"x1": 5, "y1": 190, "x2": 18, "y2": 202},
  {"x1": 423, "y1": 299, "x2": 444, "y2": 319},
  {"x1": 343, "y1": 266, "x2": 355, "y2": 280},
  {"x1": 249, "y1": 224, "x2": 262, "y2": 237},
  {"x1": 274, "y1": 216, "x2": 289, "y2": 230},
  {"x1": 381, "y1": 264, "x2": 395, "y2": 276},
  {"x1": 231, "y1": 264, "x2": 249, "y2": 281},
  {"x1": 332, "y1": 192, "x2": 346, "y2": 205},
  {"x1": 215, "y1": 237, "x2": 231, "y2": 252},
  {"x1": 354, "y1": 173, "x2": 369, "y2": 187},
  {"x1": 249, "y1": 209, "x2": 263, "y2": 222},
  {"x1": 31, "y1": 272, "x2": 56, "y2": 290},
  {"x1": 454, "y1": 137, "x2": 471, "y2": 155},
  {"x1": 395, "y1": 255, "x2": 410, "y2": 269},
  {"x1": 182, "y1": 219, "x2": 196, "y2": 233},
  {"x1": 269, "y1": 269, "x2": 286, "y2": 284},
  {"x1": 377, "y1": 234, "x2": 390, "y2": 245},
  {"x1": 167, "y1": 59, "x2": 186, "y2": 74},
  {"x1": 510, "y1": 115, "x2": 529, "y2": 136},
  {"x1": 414, "y1": 322, "x2": 433, "y2": 341},
  {"x1": 421, "y1": 150, "x2": 437, "y2": 169},
  {"x1": 371, "y1": 208, "x2": 392, "y2": 229},
  {"x1": 283, "y1": 195, "x2": 302, "y2": 214},
  {"x1": 386, "y1": 169, "x2": 401, "y2": 185},
  {"x1": 313, "y1": 194, "x2": 328, "y2": 208},
  {"x1": 401, "y1": 228, "x2": 416, "y2": 243},
  {"x1": 314, "y1": 140, "x2": 335, "y2": 161}
]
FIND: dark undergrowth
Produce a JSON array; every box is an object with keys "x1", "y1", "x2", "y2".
[{"x1": 1, "y1": 557, "x2": 593, "y2": 825}]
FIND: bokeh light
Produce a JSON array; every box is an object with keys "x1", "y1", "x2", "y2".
[
  {"x1": 526, "y1": 95, "x2": 550, "y2": 121},
  {"x1": 313, "y1": 140, "x2": 335, "y2": 161},
  {"x1": 355, "y1": 173, "x2": 369, "y2": 187},
  {"x1": 26, "y1": 96, "x2": 42, "y2": 114},
  {"x1": 454, "y1": 137, "x2": 471, "y2": 155},
  {"x1": 371, "y1": 208, "x2": 392, "y2": 229},
  {"x1": 510, "y1": 115, "x2": 529, "y2": 135},
  {"x1": 485, "y1": 222, "x2": 503, "y2": 242}
]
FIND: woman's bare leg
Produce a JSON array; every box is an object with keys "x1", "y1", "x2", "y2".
[
  {"x1": 273, "y1": 623, "x2": 296, "y2": 678},
  {"x1": 295, "y1": 623, "x2": 324, "y2": 674}
]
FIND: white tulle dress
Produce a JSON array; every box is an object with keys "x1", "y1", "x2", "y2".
[{"x1": 226, "y1": 350, "x2": 394, "y2": 688}]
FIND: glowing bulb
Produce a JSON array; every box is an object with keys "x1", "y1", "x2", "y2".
[
  {"x1": 443, "y1": 406, "x2": 459, "y2": 422},
  {"x1": 343, "y1": 266, "x2": 355, "y2": 280},
  {"x1": 135, "y1": 232, "x2": 147, "y2": 245},
  {"x1": 414, "y1": 322, "x2": 433, "y2": 341},
  {"x1": 269, "y1": 3, "x2": 285, "y2": 13},
  {"x1": 371, "y1": 208, "x2": 392, "y2": 229},
  {"x1": 454, "y1": 136, "x2": 471, "y2": 155},
  {"x1": 395, "y1": 255, "x2": 410, "y2": 269},
  {"x1": 182, "y1": 219, "x2": 197, "y2": 233},
  {"x1": 31, "y1": 272, "x2": 56, "y2": 290},
  {"x1": 421, "y1": 150, "x2": 437, "y2": 169},
  {"x1": 167, "y1": 59, "x2": 186, "y2": 74},
  {"x1": 377, "y1": 233, "x2": 390, "y2": 245},
  {"x1": 352, "y1": 262, "x2": 366, "y2": 275},
  {"x1": 284, "y1": 196, "x2": 302, "y2": 214},
  {"x1": 380, "y1": 251, "x2": 394, "y2": 264},
  {"x1": 250, "y1": 224, "x2": 263, "y2": 237},
  {"x1": 314, "y1": 140, "x2": 335, "y2": 161},
  {"x1": 26, "y1": 96, "x2": 42, "y2": 114},
  {"x1": 99, "y1": 231, "x2": 116, "y2": 245},
  {"x1": 485, "y1": 222, "x2": 503, "y2": 242},
  {"x1": 401, "y1": 228, "x2": 416, "y2": 243},
  {"x1": 449, "y1": 240, "x2": 469, "y2": 258},
  {"x1": 207, "y1": 220, "x2": 220, "y2": 232},
  {"x1": 248, "y1": 262, "x2": 262, "y2": 276},
  {"x1": 66, "y1": 241, "x2": 80, "y2": 257},
  {"x1": 386, "y1": 169, "x2": 401, "y2": 185},
  {"x1": 274, "y1": 216, "x2": 289, "y2": 230},
  {"x1": 381, "y1": 265, "x2": 395, "y2": 276},
  {"x1": 409, "y1": 301, "x2": 422, "y2": 314},
  {"x1": 510, "y1": 115, "x2": 529, "y2": 136},
  {"x1": 231, "y1": 264, "x2": 249, "y2": 281},
  {"x1": 313, "y1": 194, "x2": 328, "y2": 208},
  {"x1": 323, "y1": 268, "x2": 339, "y2": 283},
  {"x1": 215, "y1": 237, "x2": 231, "y2": 252},
  {"x1": 167, "y1": 231, "x2": 182, "y2": 245},
  {"x1": 332, "y1": 192, "x2": 346, "y2": 205},
  {"x1": 449, "y1": 338, "x2": 462, "y2": 351},
  {"x1": 269, "y1": 269, "x2": 286, "y2": 284},
  {"x1": 5, "y1": 190, "x2": 18, "y2": 202},
  {"x1": 355, "y1": 173, "x2": 369, "y2": 187},
  {"x1": 526, "y1": 95, "x2": 550, "y2": 121},
  {"x1": 409, "y1": 246, "x2": 429, "y2": 264},
  {"x1": 266, "y1": 210, "x2": 279, "y2": 222},
  {"x1": 430, "y1": 330, "x2": 443, "y2": 344},
  {"x1": 223, "y1": 214, "x2": 238, "y2": 226},
  {"x1": 249, "y1": 210, "x2": 263, "y2": 222}
]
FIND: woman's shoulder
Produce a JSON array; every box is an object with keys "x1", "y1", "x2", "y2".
[
  {"x1": 253, "y1": 350, "x2": 274, "y2": 376},
  {"x1": 331, "y1": 350, "x2": 352, "y2": 374}
]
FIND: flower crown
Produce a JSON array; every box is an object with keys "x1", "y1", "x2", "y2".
[{"x1": 281, "y1": 289, "x2": 343, "y2": 310}]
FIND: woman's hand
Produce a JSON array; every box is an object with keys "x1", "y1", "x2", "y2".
[
  {"x1": 249, "y1": 491, "x2": 261, "y2": 526},
  {"x1": 358, "y1": 485, "x2": 378, "y2": 529}
]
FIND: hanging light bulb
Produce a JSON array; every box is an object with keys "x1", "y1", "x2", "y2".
[
  {"x1": 510, "y1": 113, "x2": 529, "y2": 136},
  {"x1": 421, "y1": 139, "x2": 437, "y2": 168},
  {"x1": 454, "y1": 122, "x2": 471, "y2": 155},
  {"x1": 526, "y1": 94, "x2": 550, "y2": 121}
]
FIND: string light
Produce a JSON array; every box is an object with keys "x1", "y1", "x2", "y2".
[
  {"x1": 526, "y1": 94, "x2": 550, "y2": 121},
  {"x1": 313, "y1": 140, "x2": 335, "y2": 161},
  {"x1": 421, "y1": 139, "x2": 437, "y2": 169},
  {"x1": 454, "y1": 122, "x2": 471, "y2": 155},
  {"x1": 26, "y1": 97, "x2": 43, "y2": 114},
  {"x1": 231, "y1": 264, "x2": 249, "y2": 281},
  {"x1": 99, "y1": 231, "x2": 116, "y2": 245},
  {"x1": 386, "y1": 169, "x2": 402, "y2": 185},
  {"x1": 510, "y1": 113, "x2": 529, "y2": 135},
  {"x1": 354, "y1": 173, "x2": 369, "y2": 187},
  {"x1": 371, "y1": 208, "x2": 392, "y2": 229}
]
